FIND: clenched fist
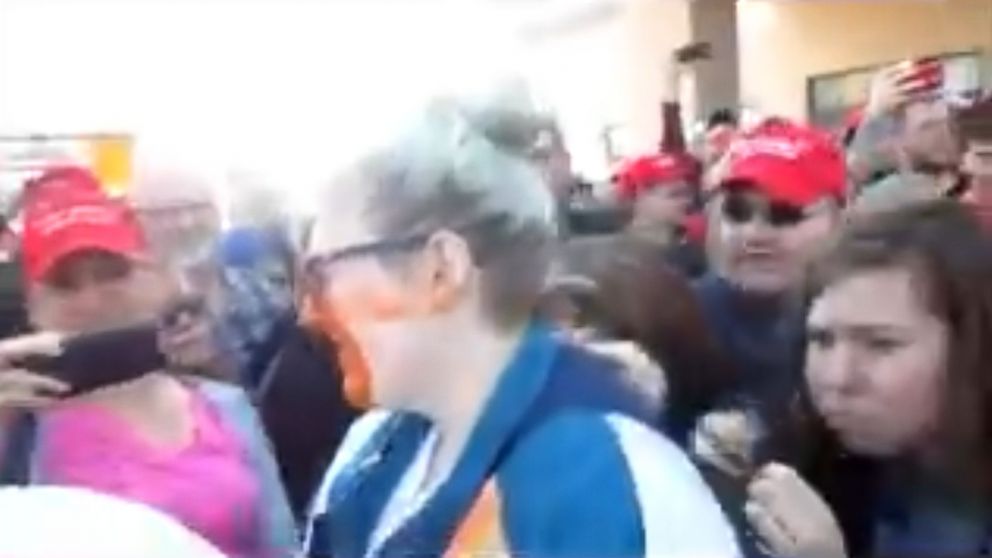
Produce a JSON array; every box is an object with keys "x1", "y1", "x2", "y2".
[{"x1": 746, "y1": 463, "x2": 847, "y2": 558}]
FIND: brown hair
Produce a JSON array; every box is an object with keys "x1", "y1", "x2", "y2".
[
  {"x1": 548, "y1": 234, "x2": 738, "y2": 439},
  {"x1": 810, "y1": 199, "x2": 992, "y2": 493}
]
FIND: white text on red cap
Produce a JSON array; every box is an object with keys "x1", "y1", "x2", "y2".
[
  {"x1": 33, "y1": 205, "x2": 119, "y2": 237},
  {"x1": 729, "y1": 136, "x2": 815, "y2": 161}
]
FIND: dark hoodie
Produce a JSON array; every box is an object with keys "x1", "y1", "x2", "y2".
[{"x1": 692, "y1": 273, "x2": 805, "y2": 425}]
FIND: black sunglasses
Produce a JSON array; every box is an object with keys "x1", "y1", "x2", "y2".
[{"x1": 721, "y1": 191, "x2": 808, "y2": 228}]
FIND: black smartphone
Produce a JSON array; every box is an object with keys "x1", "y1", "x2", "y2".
[
  {"x1": 674, "y1": 42, "x2": 712, "y2": 64},
  {"x1": 18, "y1": 323, "x2": 167, "y2": 396}
]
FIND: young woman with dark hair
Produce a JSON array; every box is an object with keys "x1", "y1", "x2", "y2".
[
  {"x1": 740, "y1": 200, "x2": 992, "y2": 558},
  {"x1": 544, "y1": 234, "x2": 738, "y2": 444}
]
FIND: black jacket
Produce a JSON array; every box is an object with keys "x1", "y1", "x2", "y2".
[
  {"x1": 255, "y1": 314, "x2": 359, "y2": 520},
  {"x1": 692, "y1": 273, "x2": 805, "y2": 425}
]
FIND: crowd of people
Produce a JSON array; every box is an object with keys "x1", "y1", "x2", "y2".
[{"x1": 0, "y1": 45, "x2": 991, "y2": 558}]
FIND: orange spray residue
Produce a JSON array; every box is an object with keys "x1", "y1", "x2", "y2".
[
  {"x1": 300, "y1": 295, "x2": 375, "y2": 408},
  {"x1": 300, "y1": 284, "x2": 425, "y2": 409}
]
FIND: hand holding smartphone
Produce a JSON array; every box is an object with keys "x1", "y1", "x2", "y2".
[
  {"x1": 0, "y1": 333, "x2": 69, "y2": 410},
  {"x1": 897, "y1": 57, "x2": 944, "y2": 96},
  {"x1": 12, "y1": 324, "x2": 167, "y2": 397},
  {"x1": 868, "y1": 57, "x2": 945, "y2": 117}
]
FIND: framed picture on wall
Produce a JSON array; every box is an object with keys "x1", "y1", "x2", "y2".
[{"x1": 807, "y1": 51, "x2": 985, "y2": 131}]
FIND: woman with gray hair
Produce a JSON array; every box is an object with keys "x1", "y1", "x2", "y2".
[{"x1": 301, "y1": 95, "x2": 739, "y2": 558}]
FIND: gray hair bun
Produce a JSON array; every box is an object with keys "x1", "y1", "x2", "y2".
[{"x1": 448, "y1": 79, "x2": 549, "y2": 157}]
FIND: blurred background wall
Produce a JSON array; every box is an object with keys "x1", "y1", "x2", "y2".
[{"x1": 1, "y1": 0, "x2": 989, "y2": 187}]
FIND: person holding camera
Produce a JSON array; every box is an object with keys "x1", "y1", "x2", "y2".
[
  {"x1": 848, "y1": 59, "x2": 962, "y2": 196},
  {"x1": 0, "y1": 166, "x2": 296, "y2": 558}
]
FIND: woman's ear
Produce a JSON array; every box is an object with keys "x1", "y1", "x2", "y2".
[{"x1": 417, "y1": 230, "x2": 473, "y2": 313}]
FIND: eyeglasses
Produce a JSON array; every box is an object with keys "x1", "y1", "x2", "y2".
[
  {"x1": 299, "y1": 214, "x2": 513, "y2": 298},
  {"x1": 300, "y1": 235, "x2": 429, "y2": 297},
  {"x1": 720, "y1": 191, "x2": 809, "y2": 228}
]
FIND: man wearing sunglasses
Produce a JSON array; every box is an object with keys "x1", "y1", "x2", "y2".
[{"x1": 695, "y1": 118, "x2": 846, "y2": 424}]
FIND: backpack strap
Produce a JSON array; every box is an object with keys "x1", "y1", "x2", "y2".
[
  {"x1": 0, "y1": 412, "x2": 38, "y2": 485},
  {"x1": 249, "y1": 310, "x2": 296, "y2": 399}
]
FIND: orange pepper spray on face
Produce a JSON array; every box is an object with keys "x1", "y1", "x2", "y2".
[
  {"x1": 300, "y1": 279, "x2": 435, "y2": 410},
  {"x1": 300, "y1": 294, "x2": 376, "y2": 409}
]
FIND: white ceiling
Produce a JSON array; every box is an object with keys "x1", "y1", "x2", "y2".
[
  {"x1": 0, "y1": 0, "x2": 595, "y2": 195},
  {"x1": 486, "y1": 0, "x2": 621, "y2": 39}
]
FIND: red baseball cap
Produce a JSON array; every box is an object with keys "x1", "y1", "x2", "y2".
[
  {"x1": 720, "y1": 118, "x2": 847, "y2": 208},
  {"x1": 21, "y1": 166, "x2": 147, "y2": 284},
  {"x1": 613, "y1": 153, "x2": 695, "y2": 201}
]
